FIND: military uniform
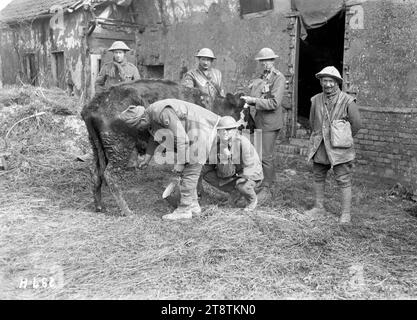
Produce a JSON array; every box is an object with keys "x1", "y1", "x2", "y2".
[
  {"x1": 181, "y1": 67, "x2": 224, "y2": 110},
  {"x1": 308, "y1": 87, "x2": 361, "y2": 193},
  {"x1": 248, "y1": 66, "x2": 286, "y2": 187},
  {"x1": 140, "y1": 99, "x2": 221, "y2": 218},
  {"x1": 201, "y1": 133, "x2": 264, "y2": 208},
  {"x1": 305, "y1": 66, "x2": 362, "y2": 224},
  {"x1": 95, "y1": 60, "x2": 141, "y2": 94}
]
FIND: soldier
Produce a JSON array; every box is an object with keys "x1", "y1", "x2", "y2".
[
  {"x1": 94, "y1": 41, "x2": 141, "y2": 95},
  {"x1": 241, "y1": 48, "x2": 286, "y2": 202},
  {"x1": 119, "y1": 99, "x2": 221, "y2": 221},
  {"x1": 181, "y1": 48, "x2": 224, "y2": 109},
  {"x1": 201, "y1": 116, "x2": 264, "y2": 212},
  {"x1": 305, "y1": 66, "x2": 361, "y2": 224}
]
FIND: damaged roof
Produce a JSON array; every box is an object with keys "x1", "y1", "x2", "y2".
[
  {"x1": 0, "y1": 0, "x2": 80, "y2": 23},
  {"x1": 0, "y1": 0, "x2": 111, "y2": 23}
]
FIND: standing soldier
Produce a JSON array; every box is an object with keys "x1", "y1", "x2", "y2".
[
  {"x1": 181, "y1": 48, "x2": 225, "y2": 109},
  {"x1": 241, "y1": 48, "x2": 286, "y2": 201},
  {"x1": 305, "y1": 66, "x2": 361, "y2": 224},
  {"x1": 95, "y1": 41, "x2": 141, "y2": 95}
]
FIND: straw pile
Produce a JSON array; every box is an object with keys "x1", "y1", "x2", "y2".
[{"x1": 0, "y1": 85, "x2": 416, "y2": 299}]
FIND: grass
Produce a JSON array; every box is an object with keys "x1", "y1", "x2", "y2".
[{"x1": 1, "y1": 85, "x2": 416, "y2": 300}]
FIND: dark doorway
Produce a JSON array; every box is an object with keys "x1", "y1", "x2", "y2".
[
  {"x1": 297, "y1": 10, "x2": 346, "y2": 129},
  {"x1": 52, "y1": 51, "x2": 65, "y2": 89},
  {"x1": 144, "y1": 65, "x2": 164, "y2": 79},
  {"x1": 25, "y1": 53, "x2": 37, "y2": 85}
]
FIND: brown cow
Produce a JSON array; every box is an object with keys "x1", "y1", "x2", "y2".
[{"x1": 81, "y1": 79, "x2": 246, "y2": 216}]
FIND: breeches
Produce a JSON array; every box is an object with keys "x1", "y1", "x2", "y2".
[
  {"x1": 261, "y1": 129, "x2": 280, "y2": 185},
  {"x1": 312, "y1": 161, "x2": 353, "y2": 188},
  {"x1": 201, "y1": 164, "x2": 262, "y2": 200}
]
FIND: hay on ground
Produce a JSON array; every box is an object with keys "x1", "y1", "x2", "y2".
[{"x1": 0, "y1": 85, "x2": 416, "y2": 299}]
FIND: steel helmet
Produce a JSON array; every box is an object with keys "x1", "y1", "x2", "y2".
[
  {"x1": 195, "y1": 48, "x2": 216, "y2": 59},
  {"x1": 108, "y1": 41, "x2": 131, "y2": 51},
  {"x1": 255, "y1": 48, "x2": 279, "y2": 60},
  {"x1": 315, "y1": 66, "x2": 343, "y2": 83},
  {"x1": 119, "y1": 105, "x2": 146, "y2": 126},
  {"x1": 217, "y1": 116, "x2": 240, "y2": 130}
]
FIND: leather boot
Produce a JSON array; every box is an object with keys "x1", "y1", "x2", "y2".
[
  {"x1": 189, "y1": 201, "x2": 202, "y2": 215},
  {"x1": 304, "y1": 182, "x2": 326, "y2": 218},
  {"x1": 162, "y1": 206, "x2": 193, "y2": 220},
  {"x1": 236, "y1": 180, "x2": 258, "y2": 212},
  {"x1": 229, "y1": 189, "x2": 245, "y2": 207},
  {"x1": 197, "y1": 175, "x2": 204, "y2": 199},
  {"x1": 339, "y1": 186, "x2": 352, "y2": 224},
  {"x1": 256, "y1": 182, "x2": 272, "y2": 204}
]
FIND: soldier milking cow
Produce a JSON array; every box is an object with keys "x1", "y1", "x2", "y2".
[
  {"x1": 83, "y1": 42, "x2": 360, "y2": 224},
  {"x1": 83, "y1": 42, "x2": 253, "y2": 217}
]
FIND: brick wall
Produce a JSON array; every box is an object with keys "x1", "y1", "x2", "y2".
[{"x1": 355, "y1": 107, "x2": 417, "y2": 191}]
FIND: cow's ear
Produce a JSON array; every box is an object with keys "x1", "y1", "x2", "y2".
[
  {"x1": 225, "y1": 93, "x2": 237, "y2": 106},
  {"x1": 233, "y1": 92, "x2": 246, "y2": 108},
  {"x1": 235, "y1": 92, "x2": 244, "y2": 99}
]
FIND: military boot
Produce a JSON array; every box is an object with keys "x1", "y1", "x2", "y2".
[
  {"x1": 237, "y1": 180, "x2": 258, "y2": 212},
  {"x1": 228, "y1": 189, "x2": 245, "y2": 207},
  {"x1": 256, "y1": 185, "x2": 272, "y2": 205},
  {"x1": 190, "y1": 201, "x2": 202, "y2": 215},
  {"x1": 339, "y1": 186, "x2": 352, "y2": 224},
  {"x1": 304, "y1": 182, "x2": 327, "y2": 218},
  {"x1": 162, "y1": 206, "x2": 192, "y2": 220},
  {"x1": 197, "y1": 175, "x2": 204, "y2": 199},
  {"x1": 244, "y1": 197, "x2": 258, "y2": 212}
]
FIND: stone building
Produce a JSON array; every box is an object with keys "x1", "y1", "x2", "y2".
[
  {"x1": 1, "y1": 0, "x2": 416, "y2": 193},
  {"x1": 0, "y1": 0, "x2": 143, "y2": 97}
]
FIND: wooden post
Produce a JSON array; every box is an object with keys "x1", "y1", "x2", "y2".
[{"x1": 0, "y1": 53, "x2": 3, "y2": 88}]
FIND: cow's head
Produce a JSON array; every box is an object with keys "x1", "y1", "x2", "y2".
[{"x1": 212, "y1": 93, "x2": 255, "y2": 132}]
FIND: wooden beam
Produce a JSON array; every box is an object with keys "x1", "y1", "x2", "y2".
[{"x1": 90, "y1": 29, "x2": 135, "y2": 41}]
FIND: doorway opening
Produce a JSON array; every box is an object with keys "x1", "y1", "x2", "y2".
[
  {"x1": 143, "y1": 65, "x2": 164, "y2": 79},
  {"x1": 51, "y1": 51, "x2": 65, "y2": 89},
  {"x1": 24, "y1": 53, "x2": 37, "y2": 85},
  {"x1": 296, "y1": 10, "x2": 346, "y2": 132}
]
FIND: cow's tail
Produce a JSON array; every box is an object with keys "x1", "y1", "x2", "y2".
[{"x1": 84, "y1": 114, "x2": 107, "y2": 176}]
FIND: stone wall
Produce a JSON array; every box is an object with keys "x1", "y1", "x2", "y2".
[
  {"x1": 355, "y1": 107, "x2": 417, "y2": 191},
  {"x1": 135, "y1": 0, "x2": 292, "y2": 92},
  {"x1": 346, "y1": 0, "x2": 417, "y2": 191}
]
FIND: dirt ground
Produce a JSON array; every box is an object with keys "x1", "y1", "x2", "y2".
[{"x1": 1, "y1": 86, "x2": 416, "y2": 300}]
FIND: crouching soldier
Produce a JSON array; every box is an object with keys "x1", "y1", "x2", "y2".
[
  {"x1": 201, "y1": 116, "x2": 264, "y2": 211},
  {"x1": 119, "y1": 99, "x2": 221, "y2": 221},
  {"x1": 305, "y1": 66, "x2": 361, "y2": 224}
]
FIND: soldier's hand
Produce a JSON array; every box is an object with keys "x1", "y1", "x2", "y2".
[
  {"x1": 138, "y1": 160, "x2": 149, "y2": 170},
  {"x1": 241, "y1": 96, "x2": 256, "y2": 105},
  {"x1": 138, "y1": 154, "x2": 152, "y2": 170},
  {"x1": 173, "y1": 164, "x2": 185, "y2": 174}
]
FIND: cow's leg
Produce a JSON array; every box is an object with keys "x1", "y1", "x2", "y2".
[
  {"x1": 103, "y1": 165, "x2": 133, "y2": 216},
  {"x1": 85, "y1": 117, "x2": 106, "y2": 212},
  {"x1": 90, "y1": 154, "x2": 104, "y2": 212},
  {"x1": 101, "y1": 131, "x2": 134, "y2": 216}
]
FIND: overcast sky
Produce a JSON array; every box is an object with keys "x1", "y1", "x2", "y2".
[{"x1": 0, "y1": 0, "x2": 13, "y2": 12}]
